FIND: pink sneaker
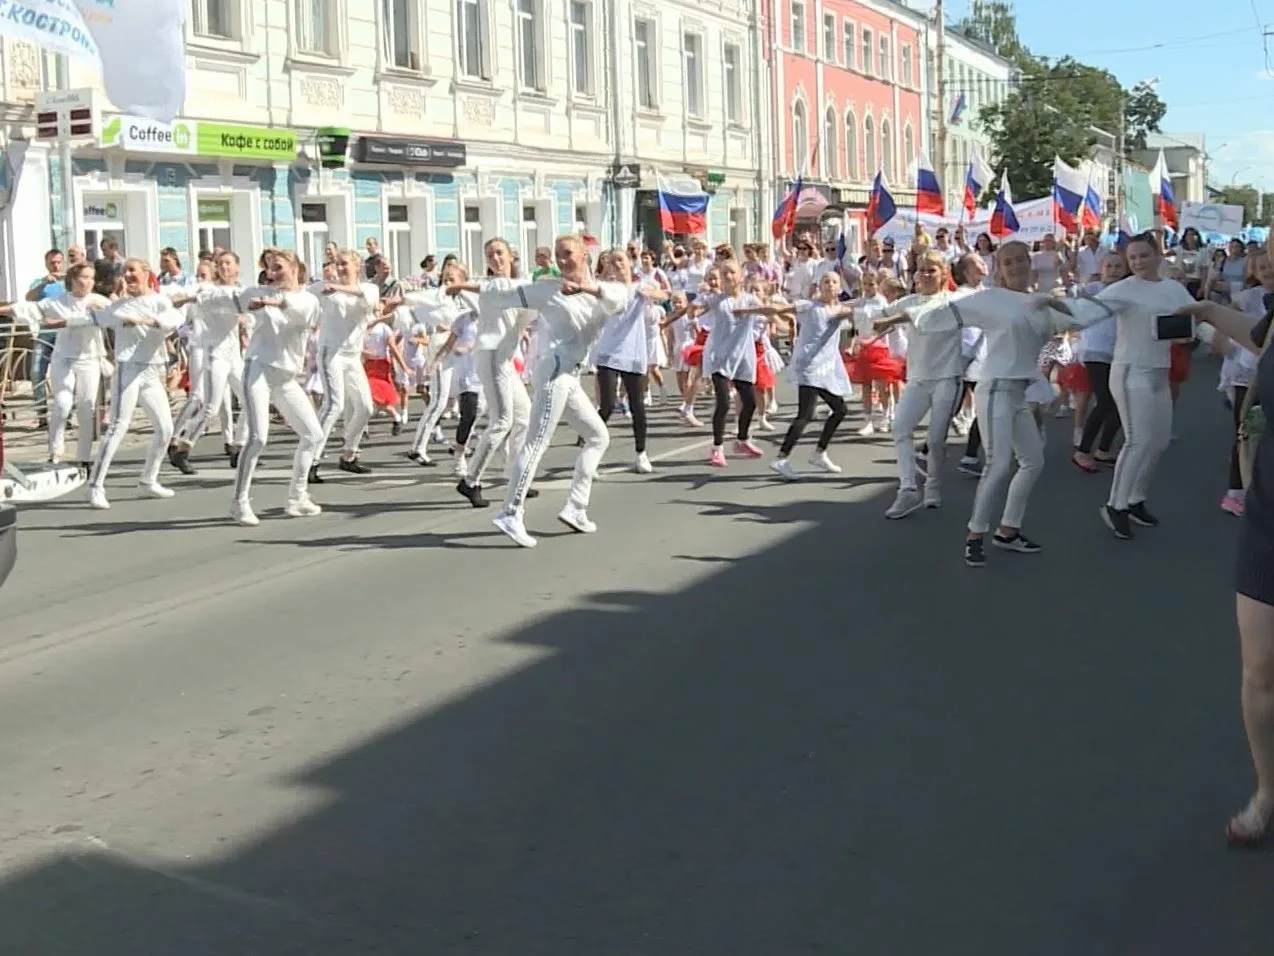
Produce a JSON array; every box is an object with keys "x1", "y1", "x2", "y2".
[
  {"x1": 1221, "y1": 492, "x2": 1246, "y2": 517},
  {"x1": 708, "y1": 447, "x2": 727, "y2": 468},
  {"x1": 733, "y1": 440, "x2": 764, "y2": 458}
]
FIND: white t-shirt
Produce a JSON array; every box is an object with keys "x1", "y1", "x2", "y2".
[{"x1": 1097, "y1": 275, "x2": 1196, "y2": 370}]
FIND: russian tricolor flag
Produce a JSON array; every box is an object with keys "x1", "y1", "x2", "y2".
[
  {"x1": 915, "y1": 152, "x2": 944, "y2": 216},
  {"x1": 1052, "y1": 157, "x2": 1086, "y2": 234},
  {"x1": 1151, "y1": 150, "x2": 1178, "y2": 231},
  {"x1": 656, "y1": 173, "x2": 709, "y2": 235},
  {"x1": 771, "y1": 176, "x2": 803, "y2": 241},
  {"x1": 948, "y1": 92, "x2": 968, "y2": 125},
  {"x1": 963, "y1": 145, "x2": 993, "y2": 220},
  {"x1": 866, "y1": 170, "x2": 897, "y2": 235},
  {"x1": 1082, "y1": 183, "x2": 1103, "y2": 232},
  {"x1": 989, "y1": 173, "x2": 1019, "y2": 239}
]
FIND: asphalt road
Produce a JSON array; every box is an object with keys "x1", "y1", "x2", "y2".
[{"x1": 0, "y1": 370, "x2": 1271, "y2": 955}]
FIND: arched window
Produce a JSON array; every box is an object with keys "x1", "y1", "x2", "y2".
[
  {"x1": 845, "y1": 110, "x2": 858, "y2": 181},
  {"x1": 792, "y1": 100, "x2": 807, "y2": 174},
  {"x1": 881, "y1": 118, "x2": 894, "y2": 182},
  {"x1": 824, "y1": 106, "x2": 838, "y2": 180},
  {"x1": 903, "y1": 124, "x2": 914, "y2": 173},
  {"x1": 863, "y1": 115, "x2": 875, "y2": 176}
]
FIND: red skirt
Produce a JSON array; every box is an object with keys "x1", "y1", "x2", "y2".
[
  {"x1": 363, "y1": 358, "x2": 399, "y2": 406},
  {"x1": 681, "y1": 328, "x2": 710, "y2": 369},
  {"x1": 1169, "y1": 343, "x2": 1190, "y2": 384},
  {"x1": 1056, "y1": 362, "x2": 1090, "y2": 393},
  {"x1": 754, "y1": 340, "x2": 775, "y2": 389},
  {"x1": 846, "y1": 341, "x2": 905, "y2": 385}
]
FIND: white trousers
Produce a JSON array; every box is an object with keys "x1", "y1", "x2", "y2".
[
  {"x1": 967, "y1": 378, "x2": 1044, "y2": 535},
  {"x1": 315, "y1": 349, "x2": 373, "y2": 462},
  {"x1": 1107, "y1": 363, "x2": 1172, "y2": 511},
  {"x1": 466, "y1": 349, "x2": 531, "y2": 486},
  {"x1": 503, "y1": 358, "x2": 609, "y2": 516},
  {"x1": 48, "y1": 356, "x2": 101, "y2": 463},
  {"x1": 174, "y1": 349, "x2": 245, "y2": 447},
  {"x1": 893, "y1": 375, "x2": 961, "y2": 492},
  {"x1": 89, "y1": 362, "x2": 173, "y2": 491},
  {"x1": 233, "y1": 358, "x2": 323, "y2": 506},
  {"x1": 410, "y1": 364, "x2": 455, "y2": 457}
]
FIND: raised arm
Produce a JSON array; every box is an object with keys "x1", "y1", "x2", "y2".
[{"x1": 1177, "y1": 299, "x2": 1265, "y2": 356}]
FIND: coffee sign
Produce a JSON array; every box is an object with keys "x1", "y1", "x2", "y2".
[{"x1": 100, "y1": 115, "x2": 298, "y2": 161}]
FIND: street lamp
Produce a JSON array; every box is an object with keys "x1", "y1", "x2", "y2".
[{"x1": 1232, "y1": 166, "x2": 1253, "y2": 186}]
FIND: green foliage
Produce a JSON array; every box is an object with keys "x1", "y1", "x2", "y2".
[{"x1": 1219, "y1": 186, "x2": 1271, "y2": 227}]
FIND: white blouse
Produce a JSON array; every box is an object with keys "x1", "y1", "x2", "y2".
[
  {"x1": 242, "y1": 287, "x2": 321, "y2": 375},
  {"x1": 593, "y1": 285, "x2": 651, "y2": 375},
  {"x1": 789, "y1": 300, "x2": 853, "y2": 396},
  {"x1": 12, "y1": 292, "x2": 109, "y2": 364},
  {"x1": 701, "y1": 292, "x2": 762, "y2": 383}
]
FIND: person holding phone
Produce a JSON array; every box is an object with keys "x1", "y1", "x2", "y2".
[{"x1": 1093, "y1": 232, "x2": 1196, "y2": 540}]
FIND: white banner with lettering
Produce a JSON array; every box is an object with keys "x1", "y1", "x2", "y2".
[
  {"x1": 1179, "y1": 201, "x2": 1245, "y2": 239},
  {"x1": 873, "y1": 196, "x2": 1062, "y2": 248},
  {"x1": 0, "y1": 0, "x2": 186, "y2": 122}
]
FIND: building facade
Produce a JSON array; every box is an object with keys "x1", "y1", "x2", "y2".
[
  {"x1": 0, "y1": 0, "x2": 763, "y2": 298},
  {"x1": 769, "y1": 0, "x2": 926, "y2": 252},
  {"x1": 1133, "y1": 132, "x2": 1209, "y2": 208}
]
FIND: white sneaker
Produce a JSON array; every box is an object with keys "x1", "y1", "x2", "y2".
[
  {"x1": 809, "y1": 450, "x2": 841, "y2": 474},
  {"x1": 87, "y1": 487, "x2": 110, "y2": 510},
  {"x1": 232, "y1": 500, "x2": 259, "y2": 527},
  {"x1": 767, "y1": 400, "x2": 779, "y2": 415},
  {"x1": 857, "y1": 422, "x2": 875, "y2": 437},
  {"x1": 138, "y1": 482, "x2": 175, "y2": 499},
  {"x1": 771, "y1": 457, "x2": 800, "y2": 481},
  {"x1": 757, "y1": 417, "x2": 776, "y2": 432},
  {"x1": 493, "y1": 510, "x2": 537, "y2": 547},
  {"x1": 885, "y1": 488, "x2": 923, "y2": 520},
  {"x1": 634, "y1": 451, "x2": 653, "y2": 474},
  {"x1": 432, "y1": 426, "x2": 446, "y2": 443},
  {"x1": 285, "y1": 496, "x2": 322, "y2": 518},
  {"x1": 923, "y1": 484, "x2": 942, "y2": 509},
  {"x1": 557, "y1": 504, "x2": 597, "y2": 534}
]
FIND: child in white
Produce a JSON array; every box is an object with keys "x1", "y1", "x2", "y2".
[
  {"x1": 405, "y1": 262, "x2": 478, "y2": 465},
  {"x1": 86, "y1": 260, "x2": 186, "y2": 509},
  {"x1": 232, "y1": 253, "x2": 325, "y2": 526},
  {"x1": 484, "y1": 236, "x2": 627, "y2": 548}
]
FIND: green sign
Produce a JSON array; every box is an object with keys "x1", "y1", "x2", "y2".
[
  {"x1": 197, "y1": 198, "x2": 231, "y2": 221},
  {"x1": 195, "y1": 122, "x2": 298, "y2": 161}
]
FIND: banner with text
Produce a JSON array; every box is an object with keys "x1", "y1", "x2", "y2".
[
  {"x1": 872, "y1": 196, "x2": 1061, "y2": 248},
  {"x1": 101, "y1": 116, "x2": 298, "y2": 161}
]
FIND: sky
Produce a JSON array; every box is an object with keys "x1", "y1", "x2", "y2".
[{"x1": 1000, "y1": 0, "x2": 1274, "y2": 191}]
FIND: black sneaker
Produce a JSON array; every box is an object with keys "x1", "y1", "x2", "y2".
[
  {"x1": 168, "y1": 447, "x2": 197, "y2": 475},
  {"x1": 1101, "y1": 505, "x2": 1133, "y2": 540},
  {"x1": 308, "y1": 464, "x2": 325, "y2": 485},
  {"x1": 992, "y1": 531, "x2": 1042, "y2": 554},
  {"x1": 339, "y1": 457, "x2": 372, "y2": 475},
  {"x1": 227, "y1": 446, "x2": 240, "y2": 469},
  {"x1": 391, "y1": 421, "x2": 403, "y2": 436},
  {"x1": 456, "y1": 479, "x2": 489, "y2": 508},
  {"x1": 1128, "y1": 502, "x2": 1159, "y2": 528},
  {"x1": 526, "y1": 488, "x2": 540, "y2": 499},
  {"x1": 964, "y1": 537, "x2": 987, "y2": 568}
]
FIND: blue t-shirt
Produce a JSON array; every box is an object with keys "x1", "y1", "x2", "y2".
[{"x1": 29, "y1": 278, "x2": 64, "y2": 300}]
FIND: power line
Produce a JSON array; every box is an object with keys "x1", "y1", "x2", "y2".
[{"x1": 1065, "y1": 26, "x2": 1253, "y2": 57}]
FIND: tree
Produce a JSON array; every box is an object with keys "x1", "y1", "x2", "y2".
[
  {"x1": 957, "y1": 0, "x2": 1026, "y2": 65},
  {"x1": 1220, "y1": 185, "x2": 1262, "y2": 226},
  {"x1": 1124, "y1": 81, "x2": 1167, "y2": 152}
]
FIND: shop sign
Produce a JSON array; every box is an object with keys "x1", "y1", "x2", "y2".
[
  {"x1": 355, "y1": 136, "x2": 466, "y2": 167},
  {"x1": 83, "y1": 197, "x2": 121, "y2": 222},
  {"x1": 608, "y1": 163, "x2": 641, "y2": 188},
  {"x1": 99, "y1": 115, "x2": 298, "y2": 161},
  {"x1": 197, "y1": 198, "x2": 231, "y2": 221}
]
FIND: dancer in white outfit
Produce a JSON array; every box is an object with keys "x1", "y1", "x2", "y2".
[
  {"x1": 232, "y1": 250, "x2": 325, "y2": 526},
  {"x1": 1, "y1": 262, "x2": 108, "y2": 470},
  {"x1": 959, "y1": 240, "x2": 1118, "y2": 567},
  {"x1": 1093, "y1": 233, "x2": 1196, "y2": 539},
  {"x1": 311, "y1": 251, "x2": 379, "y2": 483},
  {"x1": 86, "y1": 259, "x2": 186, "y2": 510},
  {"x1": 406, "y1": 261, "x2": 478, "y2": 466},
  {"x1": 486, "y1": 234, "x2": 627, "y2": 548},
  {"x1": 168, "y1": 250, "x2": 248, "y2": 473},
  {"x1": 448, "y1": 239, "x2": 537, "y2": 508}
]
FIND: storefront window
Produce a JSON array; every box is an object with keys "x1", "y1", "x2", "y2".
[
  {"x1": 386, "y1": 203, "x2": 412, "y2": 278},
  {"x1": 300, "y1": 202, "x2": 330, "y2": 272},
  {"x1": 196, "y1": 197, "x2": 233, "y2": 256}
]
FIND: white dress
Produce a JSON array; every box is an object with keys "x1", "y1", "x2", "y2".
[
  {"x1": 788, "y1": 301, "x2": 853, "y2": 397},
  {"x1": 701, "y1": 293, "x2": 762, "y2": 383},
  {"x1": 593, "y1": 286, "x2": 650, "y2": 375}
]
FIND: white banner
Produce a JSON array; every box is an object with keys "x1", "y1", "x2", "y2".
[
  {"x1": 1180, "y1": 201, "x2": 1245, "y2": 239},
  {"x1": 873, "y1": 196, "x2": 1063, "y2": 248},
  {"x1": 0, "y1": 0, "x2": 186, "y2": 122}
]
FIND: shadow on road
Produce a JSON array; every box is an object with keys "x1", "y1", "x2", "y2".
[{"x1": 1, "y1": 374, "x2": 1273, "y2": 955}]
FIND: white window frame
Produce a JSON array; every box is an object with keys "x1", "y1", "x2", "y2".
[
  {"x1": 863, "y1": 113, "x2": 875, "y2": 174},
  {"x1": 456, "y1": 0, "x2": 491, "y2": 80},
  {"x1": 462, "y1": 202, "x2": 485, "y2": 275},
  {"x1": 194, "y1": 196, "x2": 233, "y2": 256},
  {"x1": 683, "y1": 31, "x2": 705, "y2": 119},
  {"x1": 790, "y1": 0, "x2": 806, "y2": 54},
  {"x1": 792, "y1": 98, "x2": 808, "y2": 174},
  {"x1": 822, "y1": 13, "x2": 835, "y2": 63},
  {"x1": 299, "y1": 202, "x2": 331, "y2": 273},
  {"x1": 385, "y1": 202, "x2": 413, "y2": 279},
  {"x1": 844, "y1": 108, "x2": 858, "y2": 181},
  {"x1": 192, "y1": 0, "x2": 235, "y2": 39},
  {"x1": 860, "y1": 27, "x2": 872, "y2": 77},
  {"x1": 842, "y1": 20, "x2": 854, "y2": 70},
  {"x1": 295, "y1": 0, "x2": 336, "y2": 56},
  {"x1": 823, "y1": 105, "x2": 837, "y2": 180},
  {"x1": 878, "y1": 35, "x2": 890, "y2": 80},
  {"x1": 382, "y1": 0, "x2": 422, "y2": 71},
  {"x1": 902, "y1": 124, "x2": 914, "y2": 173},
  {"x1": 520, "y1": 203, "x2": 540, "y2": 261},
  {"x1": 901, "y1": 44, "x2": 912, "y2": 87},
  {"x1": 634, "y1": 17, "x2": 658, "y2": 109},
  {"x1": 722, "y1": 42, "x2": 742, "y2": 125},
  {"x1": 568, "y1": 0, "x2": 595, "y2": 98},
  {"x1": 516, "y1": 0, "x2": 546, "y2": 92},
  {"x1": 881, "y1": 117, "x2": 894, "y2": 181}
]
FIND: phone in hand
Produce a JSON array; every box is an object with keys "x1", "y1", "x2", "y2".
[{"x1": 1154, "y1": 313, "x2": 1194, "y2": 341}]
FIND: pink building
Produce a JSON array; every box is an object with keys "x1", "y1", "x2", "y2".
[{"x1": 770, "y1": 0, "x2": 926, "y2": 250}]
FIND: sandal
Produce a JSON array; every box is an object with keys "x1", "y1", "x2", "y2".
[
  {"x1": 1071, "y1": 451, "x2": 1098, "y2": 474},
  {"x1": 1226, "y1": 793, "x2": 1274, "y2": 848}
]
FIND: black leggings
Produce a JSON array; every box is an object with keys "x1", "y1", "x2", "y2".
[
  {"x1": 711, "y1": 373, "x2": 756, "y2": 445},
  {"x1": 596, "y1": 366, "x2": 648, "y2": 453},
  {"x1": 1230, "y1": 386, "x2": 1248, "y2": 491},
  {"x1": 1077, "y1": 361, "x2": 1121, "y2": 454},
  {"x1": 780, "y1": 386, "x2": 847, "y2": 455},
  {"x1": 456, "y1": 391, "x2": 479, "y2": 447}
]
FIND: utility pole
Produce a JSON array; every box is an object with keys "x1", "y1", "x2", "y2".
[
  {"x1": 934, "y1": 1, "x2": 947, "y2": 200},
  {"x1": 1116, "y1": 91, "x2": 1126, "y2": 224}
]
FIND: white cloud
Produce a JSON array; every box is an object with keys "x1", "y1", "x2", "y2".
[{"x1": 1210, "y1": 130, "x2": 1274, "y2": 187}]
